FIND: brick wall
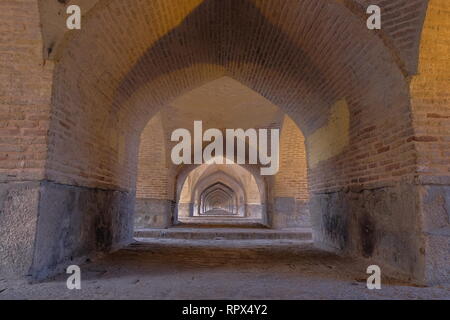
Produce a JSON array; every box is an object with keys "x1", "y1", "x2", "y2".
[
  {"x1": 274, "y1": 116, "x2": 308, "y2": 201},
  {"x1": 0, "y1": 0, "x2": 53, "y2": 182},
  {"x1": 410, "y1": 0, "x2": 450, "y2": 182},
  {"x1": 307, "y1": 81, "x2": 415, "y2": 193},
  {"x1": 1, "y1": 0, "x2": 446, "y2": 284},
  {"x1": 35, "y1": 0, "x2": 426, "y2": 194},
  {"x1": 136, "y1": 112, "x2": 172, "y2": 200},
  {"x1": 0, "y1": 0, "x2": 431, "y2": 195}
]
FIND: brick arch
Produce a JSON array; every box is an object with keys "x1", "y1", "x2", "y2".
[
  {"x1": 176, "y1": 163, "x2": 266, "y2": 206},
  {"x1": 43, "y1": 0, "x2": 419, "y2": 278},
  {"x1": 46, "y1": 0, "x2": 413, "y2": 192},
  {"x1": 40, "y1": 0, "x2": 427, "y2": 76},
  {"x1": 176, "y1": 161, "x2": 267, "y2": 226},
  {"x1": 1, "y1": 0, "x2": 440, "y2": 283},
  {"x1": 192, "y1": 172, "x2": 247, "y2": 216},
  {"x1": 200, "y1": 183, "x2": 237, "y2": 215}
]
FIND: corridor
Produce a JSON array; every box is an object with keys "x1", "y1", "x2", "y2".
[{"x1": 1, "y1": 236, "x2": 448, "y2": 300}]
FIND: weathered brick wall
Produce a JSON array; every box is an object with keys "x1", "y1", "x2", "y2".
[
  {"x1": 308, "y1": 0, "x2": 449, "y2": 283},
  {"x1": 274, "y1": 116, "x2": 308, "y2": 201},
  {"x1": 272, "y1": 115, "x2": 310, "y2": 228},
  {"x1": 411, "y1": 0, "x2": 450, "y2": 183},
  {"x1": 136, "y1": 113, "x2": 171, "y2": 200},
  {"x1": 307, "y1": 93, "x2": 416, "y2": 192},
  {"x1": 352, "y1": 0, "x2": 428, "y2": 74},
  {"x1": 43, "y1": 0, "x2": 209, "y2": 191},
  {"x1": 39, "y1": 0, "x2": 425, "y2": 194},
  {"x1": 0, "y1": 0, "x2": 53, "y2": 182},
  {"x1": 409, "y1": 0, "x2": 450, "y2": 285},
  {"x1": 3, "y1": 0, "x2": 445, "y2": 284},
  {"x1": 1, "y1": 1, "x2": 426, "y2": 198},
  {"x1": 40, "y1": 0, "x2": 426, "y2": 264},
  {"x1": 135, "y1": 112, "x2": 174, "y2": 229}
]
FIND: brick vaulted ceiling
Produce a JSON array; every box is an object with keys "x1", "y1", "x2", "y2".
[
  {"x1": 40, "y1": 0, "x2": 428, "y2": 77},
  {"x1": 159, "y1": 76, "x2": 285, "y2": 161},
  {"x1": 40, "y1": 0, "x2": 429, "y2": 134},
  {"x1": 37, "y1": 0, "x2": 429, "y2": 190}
]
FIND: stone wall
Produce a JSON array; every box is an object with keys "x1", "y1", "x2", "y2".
[
  {"x1": 0, "y1": 180, "x2": 134, "y2": 280},
  {"x1": 0, "y1": 182, "x2": 40, "y2": 277},
  {"x1": 271, "y1": 198, "x2": 310, "y2": 229},
  {"x1": 310, "y1": 181, "x2": 423, "y2": 279},
  {"x1": 30, "y1": 181, "x2": 134, "y2": 280},
  {"x1": 134, "y1": 198, "x2": 174, "y2": 229},
  {"x1": 418, "y1": 184, "x2": 450, "y2": 285},
  {"x1": 311, "y1": 178, "x2": 450, "y2": 285}
]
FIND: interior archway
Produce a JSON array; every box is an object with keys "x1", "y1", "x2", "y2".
[
  {"x1": 174, "y1": 159, "x2": 266, "y2": 226},
  {"x1": 2, "y1": 0, "x2": 448, "y2": 290},
  {"x1": 200, "y1": 182, "x2": 237, "y2": 215},
  {"x1": 37, "y1": 0, "x2": 425, "y2": 280}
]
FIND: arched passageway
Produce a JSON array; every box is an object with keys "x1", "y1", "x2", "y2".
[
  {"x1": 200, "y1": 182, "x2": 237, "y2": 215},
  {"x1": 133, "y1": 78, "x2": 307, "y2": 230},
  {"x1": 175, "y1": 161, "x2": 266, "y2": 225},
  {"x1": 0, "y1": 0, "x2": 448, "y2": 289}
]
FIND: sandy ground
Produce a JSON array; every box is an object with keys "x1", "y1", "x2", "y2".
[{"x1": 1, "y1": 239, "x2": 449, "y2": 300}]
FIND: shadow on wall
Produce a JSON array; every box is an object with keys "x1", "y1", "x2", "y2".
[
  {"x1": 34, "y1": 0, "x2": 331, "y2": 280},
  {"x1": 113, "y1": 0, "x2": 331, "y2": 134}
]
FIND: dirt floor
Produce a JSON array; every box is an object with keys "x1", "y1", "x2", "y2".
[{"x1": 1, "y1": 239, "x2": 449, "y2": 300}]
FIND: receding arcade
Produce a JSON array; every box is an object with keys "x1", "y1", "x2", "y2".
[{"x1": 0, "y1": 0, "x2": 448, "y2": 288}]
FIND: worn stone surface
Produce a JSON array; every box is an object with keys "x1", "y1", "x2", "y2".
[
  {"x1": 420, "y1": 185, "x2": 450, "y2": 285},
  {"x1": 0, "y1": 181, "x2": 134, "y2": 280},
  {"x1": 1, "y1": 239, "x2": 448, "y2": 300},
  {"x1": 134, "y1": 227, "x2": 312, "y2": 241},
  {"x1": 134, "y1": 198, "x2": 174, "y2": 229},
  {"x1": 174, "y1": 217, "x2": 267, "y2": 227},
  {"x1": 0, "y1": 182, "x2": 40, "y2": 277},
  {"x1": 271, "y1": 197, "x2": 311, "y2": 229},
  {"x1": 310, "y1": 182, "x2": 428, "y2": 284},
  {"x1": 424, "y1": 232, "x2": 450, "y2": 286},
  {"x1": 420, "y1": 185, "x2": 450, "y2": 231},
  {"x1": 30, "y1": 181, "x2": 134, "y2": 280}
]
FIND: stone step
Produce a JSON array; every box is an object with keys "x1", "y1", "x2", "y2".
[
  {"x1": 177, "y1": 217, "x2": 265, "y2": 227},
  {"x1": 134, "y1": 227, "x2": 313, "y2": 241}
]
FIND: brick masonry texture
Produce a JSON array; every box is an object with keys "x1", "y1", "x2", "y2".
[
  {"x1": 0, "y1": 0, "x2": 448, "y2": 285},
  {"x1": 37, "y1": 0, "x2": 428, "y2": 192},
  {"x1": 0, "y1": 0, "x2": 53, "y2": 183},
  {"x1": 274, "y1": 116, "x2": 309, "y2": 201},
  {"x1": 411, "y1": 0, "x2": 450, "y2": 182},
  {"x1": 136, "y1": 113, "x2": 171, "y2": 200}
]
